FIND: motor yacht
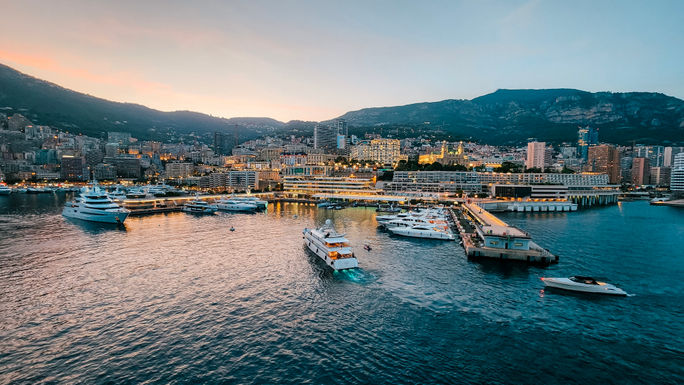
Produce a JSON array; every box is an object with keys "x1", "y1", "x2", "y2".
[
  {"x1": 541, "y1": 276, "x2": 627, "y2": 296},
  {"x1": 387, "y1": 224, "x2": 455, "y2": 240},
  {"x1": 62, "y1": 184, "x2": 130, "y2": 224},
  {"x1": 108, "y1": 187, "x2": 128, "y2": 202},
  {"x1": 216, "y1": 197, "x2": 258, "y2": 212},
  {"x1": 182, "y1": 197, "x2": 218, "y2": 214},
  {"x1": 27, "y1": 186, "x2": 51, "y2": 194},
  {"x1": 302, "y1": 219, "x2": 358, "y2": 270},
  {"x1": 0, "y1": 184, "x2": 11, "y2": 195},
  {"x1": 231, "y1": 196, "x2": 268, "y2": 210},
  {"x1": 126, "y1": 187, "x2": 148, "y2": 199}
]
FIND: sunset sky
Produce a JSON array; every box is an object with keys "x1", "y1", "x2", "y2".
[{"x1": 1, "y1": 0, "x2": 682, "y2": 122}]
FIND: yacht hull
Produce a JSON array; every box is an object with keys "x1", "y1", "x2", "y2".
[
  {"x1": 387, "y1": 227, "x2": 454, "y2": 240},
  {"x1": 62, "y1": 207, "x2": 129, "y2": 224},
  {"x1": 216, "y1": 203, "x2": 257, "y2": 212},
  {"x1": 542, "y1": 278, "x2": 627, "y2": 296}
]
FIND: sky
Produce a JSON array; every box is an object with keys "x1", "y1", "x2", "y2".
[{"x1": 0, "y1": 0, "x2": 682, "y2": 122}]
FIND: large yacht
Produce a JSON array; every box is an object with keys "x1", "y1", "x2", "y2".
[
  {"x1": 302, "y1": 219, "x2": 358, "y2": 270},
  {"x1": 0, "y1": 184, "x2": 11, "y2": 195},
  {"x1": 62, "y1": 184, "x2": 130, "y2": 224},
  {"x1": 182, "y1": 196, "x2": 218, "y2": 214},
  {"x1": 108, "y1": 186, "x2": 128, "y2": 202},
  {"x1": 231, "y1": 196, "x2": 268, "y2": 210},
  {"x1": 216, "y1": 197, "x2": 258, "y2": 212},
  {"x1": 387, "y1": 224, "x2": 455, "y2": 240},
  {"x1": 126, "y1": 187, "x2": 148, "y2": 199}
]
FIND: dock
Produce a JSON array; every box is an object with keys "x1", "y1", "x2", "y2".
[{"x1": 450, "y1": 202, "x2": 559, "y2": 265}]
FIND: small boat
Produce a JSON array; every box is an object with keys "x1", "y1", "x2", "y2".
[
  {"x1": 364, "y1": 244, "x2": 372, "y2": 251},
  {"x1": 541, "y1": 276, "x2": 627, "y2": 296},
  {"x1": 27, "y1": 187, "x2": 51, "y2": 194},
  {"x1": 0, "y1": 184, "x2": 11, "y2": 195},
  {"x1": 230, "y1": 226, "x2": 235, "y2": 232},
  {"x1": 126, "y1": 187, "x2": 147, "y2": 199},
  {"x1": 302, "y1": 219, "x2": 358, "y2": 271},
  {"x1": 182, "y1": 197, "x2": 218, "y2": 214},
  {"x1": 650, "y1": 197, "x2": 668, "y2": 205},
  {"x1": 317, "y1": 200, "x2": 333, "y2": 208},
  {"x1": 376, "y1": 204, "x2": 401, "y2": 213}
]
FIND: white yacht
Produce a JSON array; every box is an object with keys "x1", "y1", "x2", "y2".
[
  {"x1": 62, "y1": 184, "x2": 130, "y2": 224},
  {"x1": 0, "y1": 184, "x2": 11, "y2": 195},
  {"x1": 231, "y1": 196, "x2": 268, "y2": 210},
  {"x1": 108, "y1": 187, "x2": 128, "y2": 202},
  {"x1": 387, "y1": 224, "x2": 455, "y2": 240},
  {"x1": 541, "y1": 276, "x2": 627, "y2": 296},
  {"x1": 182, "y1": 197, "x2": 218, "y2": 214},
  {"x1": 126, "y1": 187, "x2": 148, "y2": 199},
  {"x1": 216, "y1": 198, "x2": 258, "y2": 212},
  {"x1": 302, "y1": 219, "x2": 358, "y2": 270}
]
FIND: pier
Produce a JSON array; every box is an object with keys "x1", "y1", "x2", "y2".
[{"x1": 451, "y1": 202, "x2": 559, "y2": 264}]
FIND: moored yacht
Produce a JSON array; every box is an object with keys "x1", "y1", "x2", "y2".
[
  {"x1": 0, "y1": 184, "x2": 11, "y2": 195},
  {"x1": 216, "y1": 197, "x2": 258, "y2": 212},
  {"x1": 126, "y1": 187, "x2": 147, "y2": 199},
  {"x1": 302, "y1": 219, "x2": 358, "y2": 270},
  {"x1": 62, "y1": 184, "x2": 130, "y2": 224},
  {"x1": 231, "y1": 196, "x2": 268, "y2": 210},
  {"x1": 541, "y1": 276, "x2": 627, "y2": 296},
  {"x1": 387, "y1": 224, "x2": 455, "y2": 240},
  {"x1": 108, "y1": 187, "x2": 128, "y2": 202},
  {"x1": 182, "y1": 197, "x2": 218, "y2": 214}
]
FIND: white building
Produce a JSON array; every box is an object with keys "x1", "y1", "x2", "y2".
[
  {"x1": 671, "y1": 153, "x2": 684, "y2": 193},
  {"x1": 525, "y1": 142, "x2": 549, "y2": 170},
  {"x1": 350, "y1": 138, "x2": 402, "y2": 164}
]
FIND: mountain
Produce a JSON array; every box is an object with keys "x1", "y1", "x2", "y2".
[
  {"x1": 334, "y1": 89, "x2": 684, "y2": 145},
  {"x1": 0, "y1": 63, "x2": 285, "y2": 141},
  {"x1": 1, "y1": 62, "x2": 682, "y2": 145}
]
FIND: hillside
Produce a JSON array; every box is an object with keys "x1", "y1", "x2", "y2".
[
  {"x1": 0, "y1": 63, "x2": 285, "y2": 141},
  {"x1": 334, "y1": 89, "x2": 684, "y2": 145}
]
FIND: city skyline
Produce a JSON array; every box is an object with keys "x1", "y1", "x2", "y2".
[{"x1": 1, "y1": 0, "x2": 683, "y2": 122}]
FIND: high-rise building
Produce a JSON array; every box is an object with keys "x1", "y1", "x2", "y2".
[
  {"x1": 587, "y1": 144, "x2": 621, "y2": 184},
  {"x1": 664, "y1": 147, "x2": 684, "y2": 168},
  {"x1": 649, "y1": 167, "x2": 671, "y2": 186},
  {"x1": 60, "y1": 155, "x2": 89, "y2": 181},
  {"x1": 214, "y1": 131, "x2": 236, "y2": 156},
  {"x1": 620, "y1": 156, "x2": 633, "y2": 183},
  {"x1": 313, "y1": 124, "x2": 338, "y2": 151},
  {"x1": 631, "y1": 157, "x2": 650, "y2": 186},
  {"x1": 525, "y1": 142, "x2": 548, "y2": 170},
  {"x1": 577, "y1": 127, "x2": 599, "y2": 161},
  {"x1": 671, "y1": 153, "x2": 684, "y2": 194}
]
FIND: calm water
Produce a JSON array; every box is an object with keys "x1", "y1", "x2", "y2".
[{"x1": 0, "y1": 194, "x2": 682, "y2": 384}]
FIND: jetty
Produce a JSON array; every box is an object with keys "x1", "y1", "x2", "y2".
[{"x1": 451, "y1": 202, "x2": 558, "y2": 264}]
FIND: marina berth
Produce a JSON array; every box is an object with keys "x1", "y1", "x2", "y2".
[
  {"x1": 62, "y1": 183, "x2": 130, "y2": 224},
  {"x1": 302, "y1": 219, "x2": 358, "y2": 271}
]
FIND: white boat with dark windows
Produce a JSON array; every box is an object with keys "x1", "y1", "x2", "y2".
[
  {"x1": 387, "y1": 224, "x2": 455, "y2": 240},
  {"x1": 108, "y1": 187, "x2": 128, "y2": 202},
  {"x1": 126, "y1": 187, "x2": 147, "y2": 199},
  {"x1": 182, "y1": 197, "x2": 218, "y2": 214},
  {"x1": 0, "y1": 184, "x2": 11, "y2": 195},
  {"x1": 62, "y1": 184, "x2": 130, "y2": 224},
  {"x1": 216, "y1": 198, "x2": 258, "y2": 212},
  {"x1": 302, "y1": 219, "x2": 358, "y2": 270},
  {"x1": 541, "y1": 276, "x2": 627, "y2": 296},
  {"x1": 231, "y1": 196, "x2": 268, "y2": 210}
]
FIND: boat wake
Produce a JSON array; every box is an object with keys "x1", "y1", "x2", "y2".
[{"x1": 334, "y1": 268, "x2": 377, "y2": 284}]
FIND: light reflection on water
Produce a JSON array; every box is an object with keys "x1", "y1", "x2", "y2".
[{"x1": 0, "y1": 195, "x2": 682, "y2": 384}]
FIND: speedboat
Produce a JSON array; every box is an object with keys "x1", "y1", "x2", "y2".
[
  {"x1": 182, "y1": 197, "x2": 217, "y2": 214},
  {"x1": 387, "y1": 224, "x2": 455, "y2": 240},
  {"x1": 216, "y1": 198, "x2": 258, "y2": 212},
  {"x1": 317, "y1": 200, "x2": 334, "y2": 208},
  {"x1": 302, "y1": 219, "x2": 358, "y2": 270},
  {"x1": 62, "y1": 184, "x2": 130, "y2": 224},
  {"x1": 649, "y1": 197, "x2": 668, "y2": 205},
  {"x1": 541, "y1": 276, "x2": 627, "y2": 296},
  {"x1": 0, "y1": 184, "x2": 11, "y2": 195}
]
